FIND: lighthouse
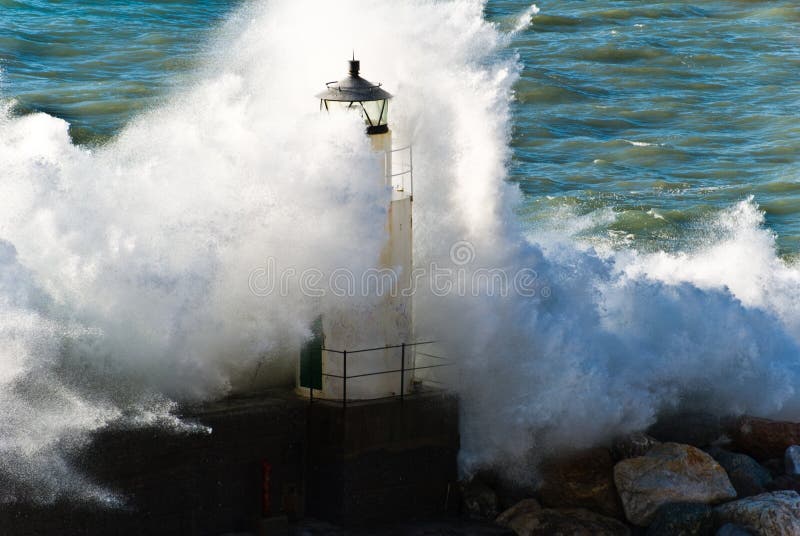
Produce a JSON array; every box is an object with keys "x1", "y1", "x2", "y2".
[{"x1": 296, "y1": 58, "x2": 414, "y2": 401}]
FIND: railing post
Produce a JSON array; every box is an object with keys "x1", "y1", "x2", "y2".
[
  {"x1": 308, "y1": 350, "x2": 314, "y2": 404},
  {"x1": 342, "y1": 350, "x2": 347, "y2": 409},
  {"x1": 385, "y1": 151, "x2": 390, "y2": 187},
  {"x1": 409, "y1": 146, "x2": 414, "y2": 198},
  {"x1": 400, "y1": 343, "x2": 405, "y2": 403}
]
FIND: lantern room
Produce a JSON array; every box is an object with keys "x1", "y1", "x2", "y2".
[{"x1": 316, "y1": 59, "x2": 392, "y2": 135}]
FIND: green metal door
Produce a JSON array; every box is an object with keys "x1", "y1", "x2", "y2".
[{"x1": 299, "y1": 316, "x2": 323, "y2": 390}]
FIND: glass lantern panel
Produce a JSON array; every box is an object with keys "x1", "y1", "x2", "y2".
[
  {"x1": 361, "y1": 99, "x2": 388, "y2": 127},
  {"x1": 322, "y1": 99, "x2": 388, "y2": 128},
  {"x1": 380, "y1": 99, "x2": 388, "y2": 125},
  {"x1": 323, "y1": 100, "x2": 358, "y2": 114}
]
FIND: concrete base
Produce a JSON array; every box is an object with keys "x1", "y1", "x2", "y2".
[
  {"x1": 306, "y1": 391, "x2": 459, "y2": 526},
  {"x1": 0, "y1": 389, "x2": 459, "y2": 534},
  {"x1": 0, "y1": 391, "x2": 307, "y2": 536},
  {"x1": 258, "y1": 515, "x2": 289, "y2": 536}
]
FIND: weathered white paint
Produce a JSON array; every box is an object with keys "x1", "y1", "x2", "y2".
[{"x1": 296, "y1": 128, "x2": 415, "y2": 400}]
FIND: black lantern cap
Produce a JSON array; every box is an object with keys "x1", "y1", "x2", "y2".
[{"x1": 316, "y1": 59, "x2": 393, "y2": 102}]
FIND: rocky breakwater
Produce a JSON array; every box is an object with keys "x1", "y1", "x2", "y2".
[
  {"x1": 613, "y1": 442, "x2": 737, "y2": 525},
  {"x1": 461, "y1": 414, "x2": 800, "y2": 535}
]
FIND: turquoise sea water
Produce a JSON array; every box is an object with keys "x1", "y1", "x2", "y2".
[
  {"x1": 0, "y1": 0, "x2": 234, "y2": 143},
  {"x1": 2, "y1": 0, "x2": 799, "y2": 254},
  {"x1": 494, "y1": 1, "x2": 800, "y2": 257}
]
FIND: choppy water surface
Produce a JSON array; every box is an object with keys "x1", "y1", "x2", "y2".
[
  {"x1": 3, "y1": 0, "x2": 799, "y2": 253},
  {"x1": 490, "y1": 0, "x2": 800, "y2": 255},
  {"x1": 0, "y1": 0, "x2": 235, "y2": 143}
]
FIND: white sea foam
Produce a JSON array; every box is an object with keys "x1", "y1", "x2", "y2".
[
  {"x1": 1, "y1": 0, "x2": 800, "y2": 498},
  {"x1": 621, "y1": 138, "x2": 661, "y2": 147},
  {"x1": 512, "y1": 4, "x2": 541, "y2": 33}
]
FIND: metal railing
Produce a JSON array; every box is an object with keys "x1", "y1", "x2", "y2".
[
  {"x1": 309, "y1": 340, "x2": 454, "y2": 407},
  {"x1": 386, "y1": 145, "x2": 413, "y2": 197}
]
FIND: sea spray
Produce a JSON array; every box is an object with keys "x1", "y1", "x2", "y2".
[{"x1": 0, "y1": 0, "x2": 799, "y2": 501}]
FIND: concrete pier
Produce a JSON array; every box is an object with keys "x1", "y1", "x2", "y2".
[
  {"x1": 306, "y1": 391, "x2": 459, "y2": 525},
  {"x1": 0, "y1": 389, "x2": 459, "y2": 535}
]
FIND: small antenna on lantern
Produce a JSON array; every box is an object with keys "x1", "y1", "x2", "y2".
[{"x1": 349, "y1": 52, "x2": 360, "y2": 77}]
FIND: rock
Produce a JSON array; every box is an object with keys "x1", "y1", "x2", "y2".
[
  {"x1": 496, "y1": 499, "x2": 541, "y2": 528},
  {"x1": 762, "y1": 458, "x2": 785, "y2": 478},
  {"x1": 611, "y1": 432, "x2": 659, "y2": 462},
  {"x1": 645, "y1": 503, "x2": 713, "y2": 536},
  {"x1": 614, "y1": 442, "x2": 737, "y2": 526},
  {"x1": 716, "y1": 524, "x2": 755, "y2": 536},
  {"x1": 538, "y1": 447, "x2": 624, "y2": 518},
  {"x1": 714, "y1": 491, "x2": 800, "y2": 536},
  {"x1": 493, "y1": 477, "x2": 536, "y2": 513},
  {"x1": 648, "y1": 412, "x2": 723, "y2": 448},
  {"x1": 726, "y1": 416, "x2": 800, "y2": 460},
  {"x1": 784, "y1": 445, "x2": 800, "y2": 476},
  {"x1": 767, "y1": 474, "x2": 800, "y2": 493},
  {"x1": 707, "y1": 448, "x2": 771, "y2": 498},
  {"x1": 468, "y1": 468, "x2": 535, "y2": 513},
  {"x1": 496, "y1": 506, "x2": 630, "y2": 536},
  {"x1": 462, "y1": 478, "x2": 499, "y2": 520}
]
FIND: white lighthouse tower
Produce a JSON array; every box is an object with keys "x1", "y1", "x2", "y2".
[{"x1": 296, "y1": 58, "x2": 414, "y2": 401}]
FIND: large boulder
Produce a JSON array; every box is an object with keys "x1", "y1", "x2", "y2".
[
  {"x1": 538, "y1": 448, "x2": 624, "y2": 518},
  {"x1": 714, "y1": 491, "x2": 800, "y2": 536},
  {"x1": 726, "y1": 416, "x2": 800, "y2": 460},
  {"x1": 762, "y1": 458, "x2": 785, "y2": 479},
  {"x1": 496, "y1": 498, "x2": 541, "y2": 528},
  {"x1": 462, "y1": 478, "x2": 499, "y2": 519},
  {"x1": 467, "y1": 468, "x2": 536, "y2": 513},
  {"x1": 716, "y1": 524, "x2": 755, "y2": 536},
  {"x1": 708, "y1": 448, "x2": 772, "y2": 498},
  {"x1": 614, "y1": 443, "x2": 737, "y2": 526},
  {"x1": 647, "y1": 412, "x2": 723, "y2": 448},
  {"x1": 611, "y1": 432, "x2": 659, "y2": 462},
  {"x1": 645, "y1": 503, "x2": 713, "y2": 536},
  {"x1": 784, "y1": 445, "x2": 800, "y2": 476},
  {"x1": 495, "y1": 503, "x2": 629, "y2": 536},
  {"x1": 767, "y1": 475, "x2": 800, "y2": 493}
]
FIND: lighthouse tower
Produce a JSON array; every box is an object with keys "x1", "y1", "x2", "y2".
[{"x1": 296, "y1": 59, "x2": 414, "y2": 401}]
